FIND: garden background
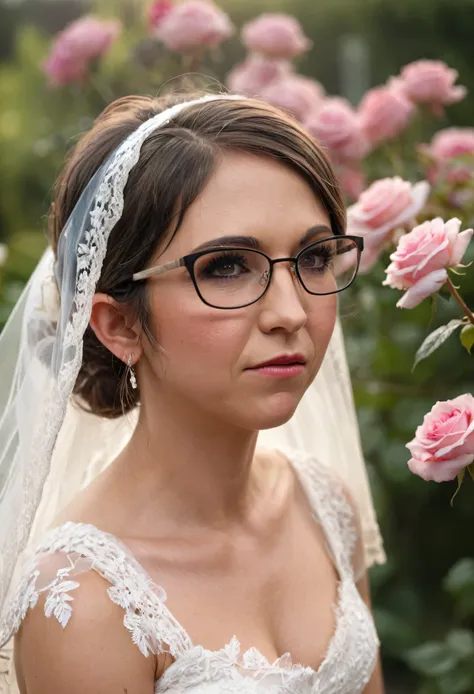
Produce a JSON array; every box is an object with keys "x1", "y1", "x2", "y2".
[{"x1": 1, "y1": 0, "x2": 474, "y2": 692}]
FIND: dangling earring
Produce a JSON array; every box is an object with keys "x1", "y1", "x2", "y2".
[{"x1": 127, "y1": 353, "x2": 137, "y2": 390}]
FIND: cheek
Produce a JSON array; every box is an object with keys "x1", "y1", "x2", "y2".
[
  {"x1": 146, "y1": 288, "x2": 251, "y2": 376},
  {"x1": 306, "y1": 295, "x2": 338, "y2": 353}
]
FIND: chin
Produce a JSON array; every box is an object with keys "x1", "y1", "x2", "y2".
[{"x1": 245, "y1": 391, "x2": 302, "y2": 431}]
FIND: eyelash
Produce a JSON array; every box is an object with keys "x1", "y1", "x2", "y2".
[
  {"x1": 199, "y1": 252, "x2": 249, "y2": 279},
  {"x1": 299, "y1": 245, "x2": 334, "y2": 272}
]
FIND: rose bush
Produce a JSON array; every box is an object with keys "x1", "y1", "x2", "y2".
[{"x1": 2, "y1": 5, "x2": 474, "y2": 693}]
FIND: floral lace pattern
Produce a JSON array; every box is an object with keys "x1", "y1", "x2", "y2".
[{"x1": 6, "y1": 450, "x2": 379, "y2": 693}]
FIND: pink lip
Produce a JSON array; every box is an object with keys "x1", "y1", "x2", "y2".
[{"x1": 247, "y1": 354, "x2": 306, "y2": 378}]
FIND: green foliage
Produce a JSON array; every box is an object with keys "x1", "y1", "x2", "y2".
[
  {"x1": 413, "y1": 319, "x2": 464, "y2": 369},
  {"x1": 460, "y1": 323, "x2": 474, "y2": 354}
]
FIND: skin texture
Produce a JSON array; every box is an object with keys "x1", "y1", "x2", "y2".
[{"x1": 15, "y1": 152, "x2": 383, "y2": 693}]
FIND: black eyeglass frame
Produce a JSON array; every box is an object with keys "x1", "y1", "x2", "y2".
[{"x1": 130, "y1": 235, "x2": 364, "y2": 310}]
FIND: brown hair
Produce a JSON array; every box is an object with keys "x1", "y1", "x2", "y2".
[{"x1": 49, "y1": 92, "x2": 346, "y2": 419}]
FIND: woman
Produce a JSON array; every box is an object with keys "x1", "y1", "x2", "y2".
[{"x1": 0, "y1": 93, "x2": 383, "y2": 693}]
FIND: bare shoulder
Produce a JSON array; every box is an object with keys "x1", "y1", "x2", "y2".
[{"x1": 15, "y1": 560, "x2": 156, "y2": 694}]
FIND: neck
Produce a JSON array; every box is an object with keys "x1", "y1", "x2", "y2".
[{"x1": 114, "y1": 392, "x2": 261, "y2": 532}]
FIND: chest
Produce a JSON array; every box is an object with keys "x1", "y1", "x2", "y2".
[{"x1": 128, "y1": 497, "x2": 341, "y2": 671}]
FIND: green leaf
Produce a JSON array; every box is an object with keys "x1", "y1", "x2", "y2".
[
  {"x1": 446, "y1": 630, "x2": 474, "y2": 660},
  {"x1": 373, "y1": 607, "x2": 419, "y2": 656},
  {"x1": 444, "y1": 559, "x2": 474, "y2": 595},
  {"x1": 438, "y1": 668, "x2": 474, "y2": 694},
  {"x1": 468, "y1": 464, "x2": 474, "y2": 482},
  {"x1": 460, "y1": 324, "x2": 474, "y2": 355},
  {"x1": 406, "y1": 642, "x2": 459, "y2": 677},
  {"x1": 450, "y1": 469, "x2": 466, "y2": 507},
  {"x1": 444, "y1": 559, "x2": 474, "y2": 617},
  {"x1": 413, "y1": 320, "x2": 464, "y2": 370}
]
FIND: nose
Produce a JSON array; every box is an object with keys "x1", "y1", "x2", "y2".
[{"x1": 257, "y1": 262, "x2": 307, "y2": 334}]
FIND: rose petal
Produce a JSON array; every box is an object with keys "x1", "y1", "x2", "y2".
[
  {"x1": 396, "y1": 268, "x2": 447, "y2": 308},
  {"x1": 415, "y1": 237, "x2": 450, "y2": 275},
  {"x1": 408, "y1": 454, "x2": 473, "y2": 482},
  {"x1": 347, "y1": 179, "x2": 431, "y2": 239},
  {"x1": 451, "y1": 228, "x2": 473, "y2": 266}
]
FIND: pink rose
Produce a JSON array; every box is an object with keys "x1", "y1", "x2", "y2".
[
  {"x1": 227, "y1": 56, "x2": 290, "y2": 97},
  {"x1": 43, "y1": 16, "x2": 121, "y2": 87},
  {"x1": 347, "y1": 177, "x2": 430, "y2": 272},
  {"x1": 147, "y1": 0, "x2": 174, "y2": 29},
  {"x1": 407, "y1": 394, "x2": 474, "y2": 482},
  {"x1": 152, "y1": 0, "x2": 233, "y2": 53},
  {"x1": 260, "y1": 74, "x2": 325, "y2": 122},
  {"x1": 383, "y1": 217, "x2": 473, "y2": 308},
  {"x1": 305, "y1": 97, "x2": 369, "y2": 164},
  {"x1": 421, "y1": 128, "x2": 474, "y2": 185},
  {"x1": 358, "y1": 83, "x2": 415, "y2": 146},
  {"x1": 242, "y1": 13, "x2": 312, "y2": 59},
  {"x1": 338, "y1": 168, "x2": 367, "y2": 202},
  {"x1": 399, "y1": 60, "x2": 467, "y2": 116}
]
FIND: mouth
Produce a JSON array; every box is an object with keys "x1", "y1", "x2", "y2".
[
  {"x1": 247, "y1": 354, "x2": 307, "y2": 378},
  {"x1": 251, "y1": 354, "x2": 306, "y2": 369}
]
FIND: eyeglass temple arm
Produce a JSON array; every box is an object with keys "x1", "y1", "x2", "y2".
[{"x1": 132, "y1": 257, "x2": 185, "y2": 282}]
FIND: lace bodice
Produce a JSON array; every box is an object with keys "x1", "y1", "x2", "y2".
[{"x1": 5, "y1": 449, "x2": 379, "y2": 693}]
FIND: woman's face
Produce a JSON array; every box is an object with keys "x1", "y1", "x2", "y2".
[{"x1": 140, "y1": 151, "x2": 337, "y2": 431}]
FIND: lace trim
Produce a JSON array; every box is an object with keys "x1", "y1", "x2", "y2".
[
  {"x1": 281, "y1": 448, "x2": 357, "y2": 578},
  {"x1": 156, "y1": 636, "x2": 319, "y2": 693},
  {"x1": 8, "y1": 523, "x2": 192, "y2": 658}
]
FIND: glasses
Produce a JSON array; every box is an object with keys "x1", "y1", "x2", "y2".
[{"x1": 131, "y1": 235, "x2": 363, "y2": 310}]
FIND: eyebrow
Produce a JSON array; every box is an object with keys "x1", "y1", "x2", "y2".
[{"x1": 191, "y1": 225, "x2": 333, "y2": 254}]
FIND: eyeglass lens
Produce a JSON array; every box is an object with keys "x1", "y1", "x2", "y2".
[{"x1": 193, "y1": 237, "x2": 359, "y2": 309}]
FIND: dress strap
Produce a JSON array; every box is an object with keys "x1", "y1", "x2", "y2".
[
  {"x1": 282, "y1": 448, "x2": 358, "y2": 580},
  {"x1": 7, "y1": 521, "x2": 192, "y2": 659}
]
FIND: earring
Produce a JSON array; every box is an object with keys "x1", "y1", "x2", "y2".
[{"x1": 127, "y1": 353, "x2": 137, "y2": 390}]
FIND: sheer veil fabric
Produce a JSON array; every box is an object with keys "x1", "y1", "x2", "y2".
[{"x1": 0, "y1": 94, "x2": 384, "y2": 692}]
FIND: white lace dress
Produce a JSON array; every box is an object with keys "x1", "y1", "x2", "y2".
[{"x1": 6, "y1": 450, "x2": 379, "y2": 693}]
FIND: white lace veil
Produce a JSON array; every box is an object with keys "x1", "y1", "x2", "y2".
[{"x1": 0, "y1": 94, "x2": 384, "y2": 687}]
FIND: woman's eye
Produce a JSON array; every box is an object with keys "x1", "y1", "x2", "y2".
[
  {"x1": 303, "y1": 254, "x2": 322, "y2": 268},
  {"x1": 300, "y1": 252, "x2": 327, "y2": 270},
  {"x1": 200, "y1": 252, "x2": 250, "y2": 280},
  {"x1": 212, "y1": 261, "x2": 244, "y2": 277}
]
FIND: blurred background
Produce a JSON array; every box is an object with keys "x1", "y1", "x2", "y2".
[{"x1": 1, "y1": 0, "x2": 474, "y2": 692}]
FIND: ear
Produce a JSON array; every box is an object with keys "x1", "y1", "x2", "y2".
[{"x1": 89, "y1": 293, "x2": 143, "y2": 366}]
